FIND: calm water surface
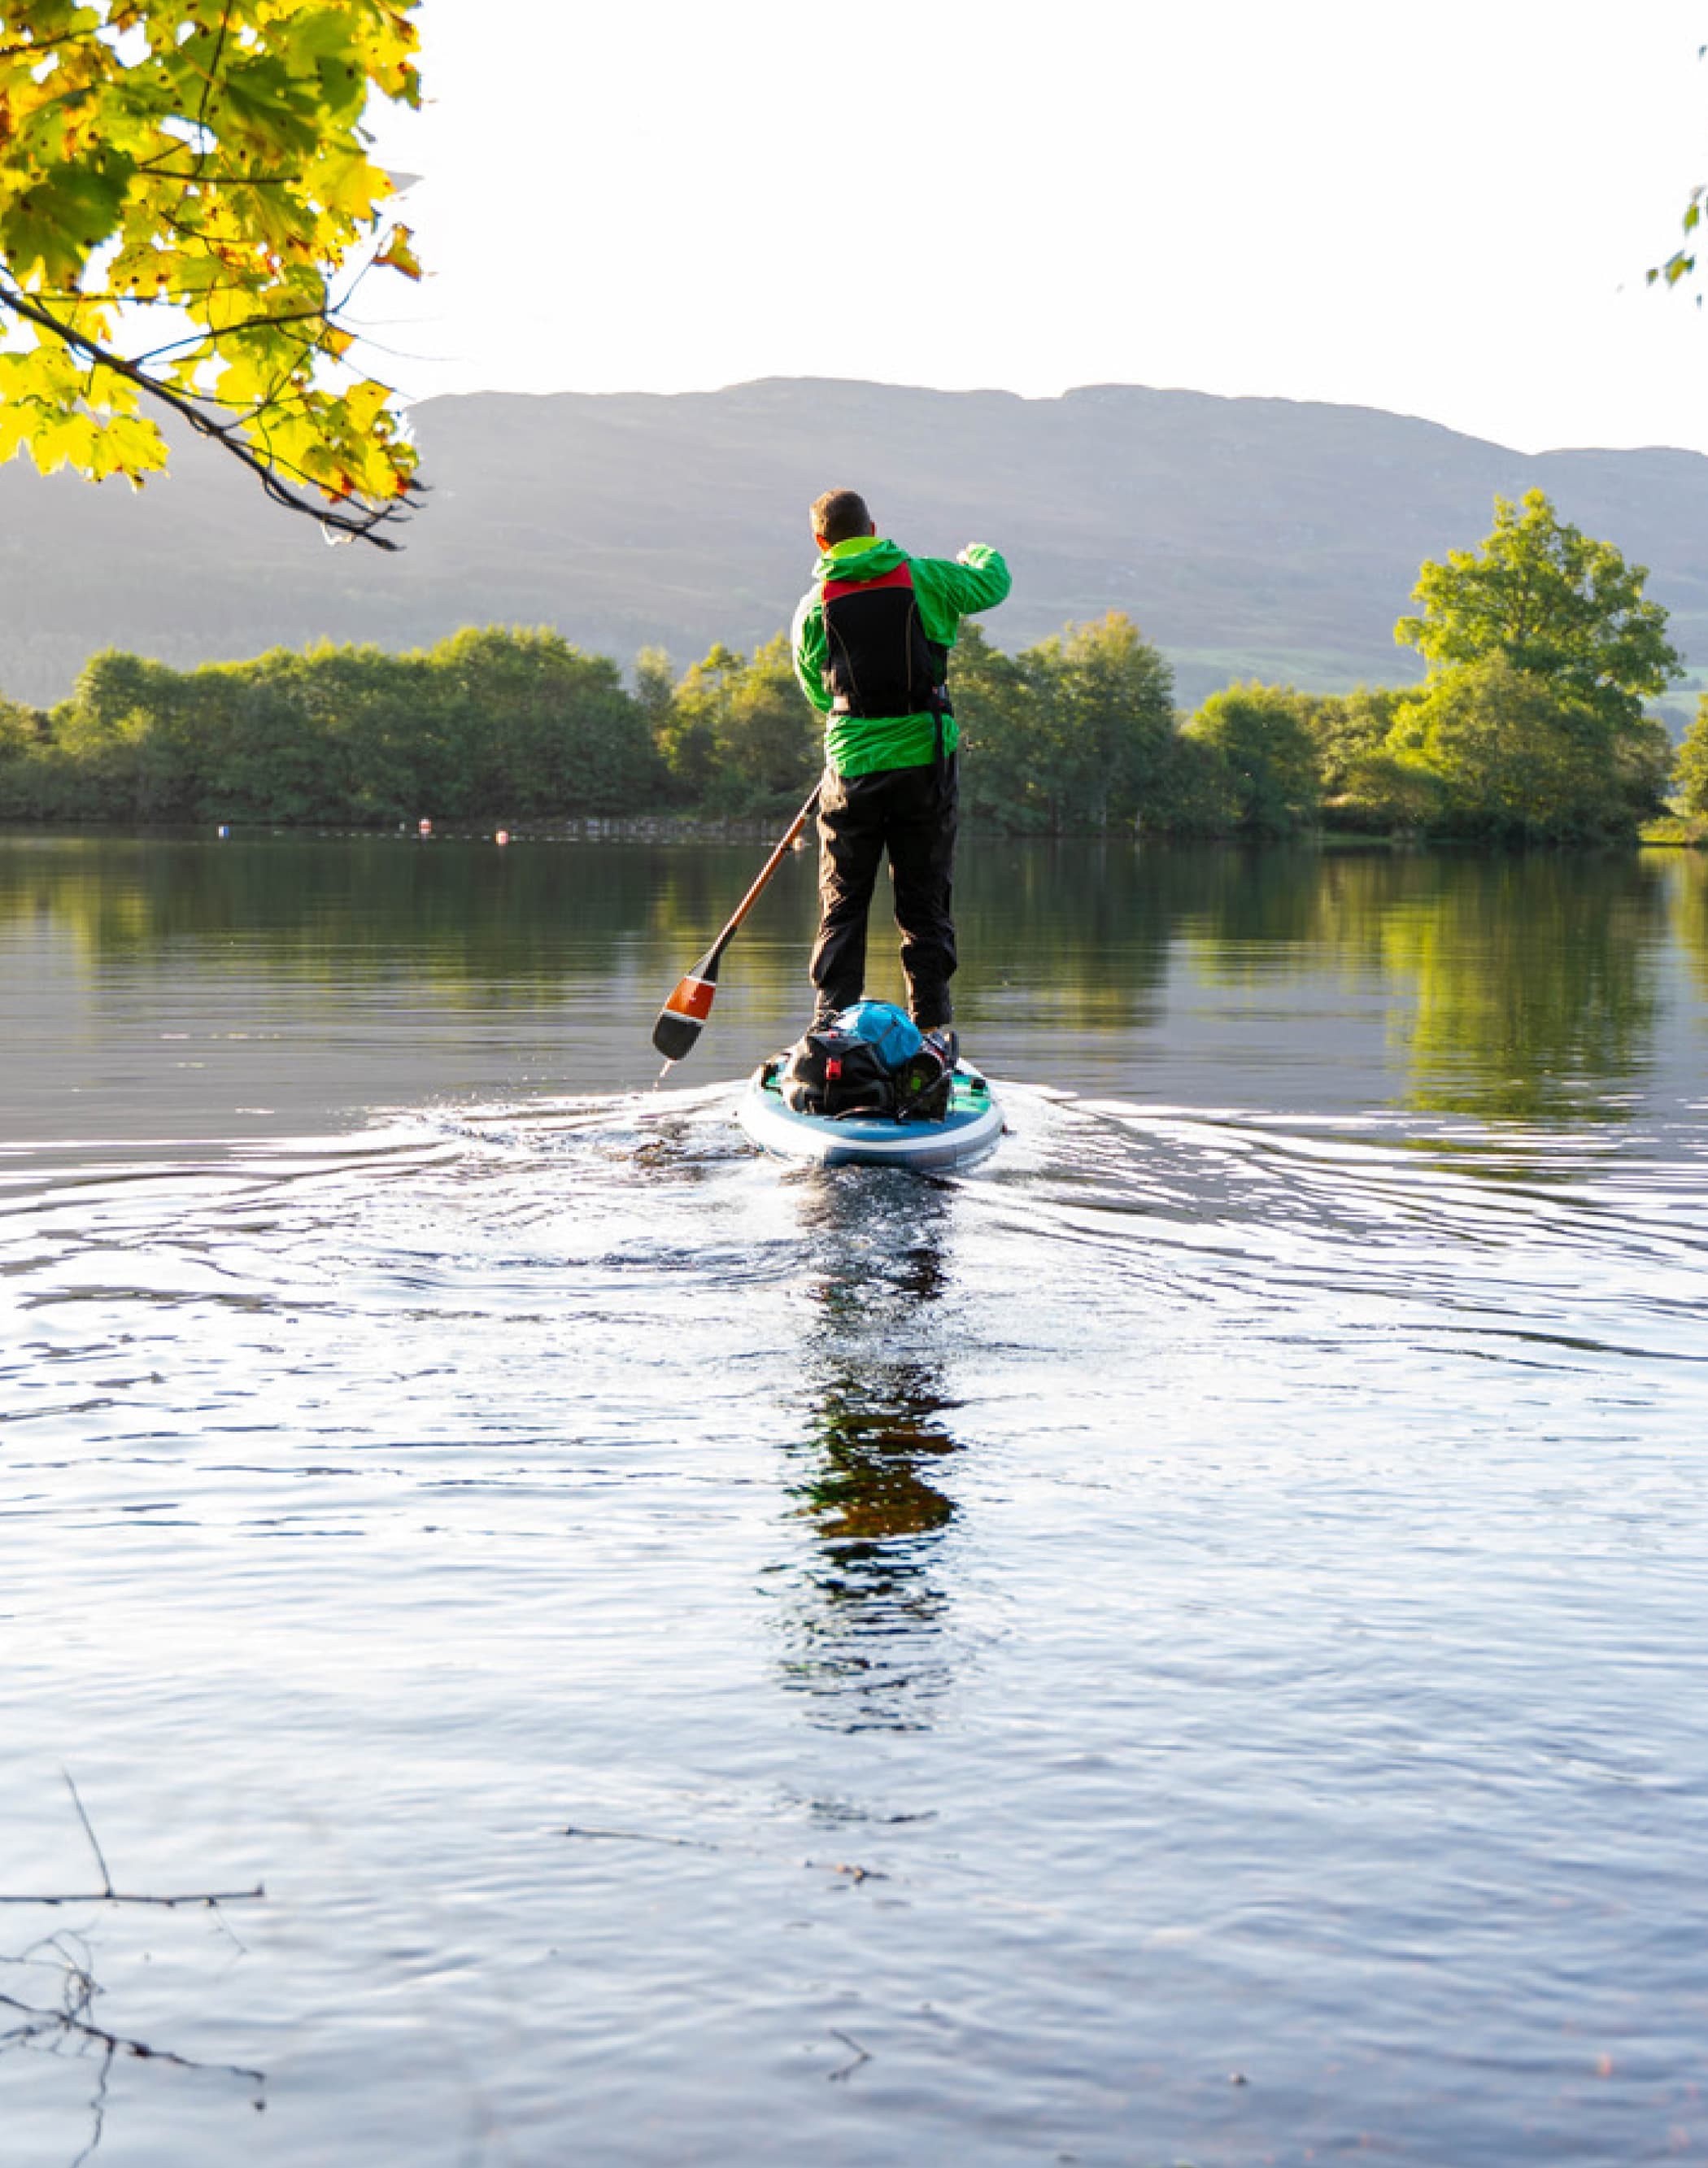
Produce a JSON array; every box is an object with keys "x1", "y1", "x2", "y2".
[{"x1": 2, "y1": 831, "x2": 1707, "y2": 2166}]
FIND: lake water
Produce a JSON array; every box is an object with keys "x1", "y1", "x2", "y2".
[{"x1": 3, "y1": 829, "x2": 1707, "y2": 2167}]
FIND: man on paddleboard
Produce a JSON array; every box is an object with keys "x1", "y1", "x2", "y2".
[{"x1": 791, "y1": 489, "x2": 1011, "y2": 1050}]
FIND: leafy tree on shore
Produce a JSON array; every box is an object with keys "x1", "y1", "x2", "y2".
[
  {"x1": 1182, "y1": 683, "x2": 1322, "y2": 835},
  {"x1": 1305, "y1": 686, "x2": 1412, "y2": 797},
  {"x1": 710, "y1": 635, "x2": 819, "y2": 808},
  {"x1": 652, "y1": 641, "x2": 818, "y2": 809},
  {"x1": 1022, "y1": 612, "x2": 1176, "y2": 831},
  {"x1": 945, "y1": 622, "x2": 1035, "y2": 825},
  {"x1": 1675, "y1": 694, "x2": 1708, "y2": 819},
  {"x1": 1396, "y1": 491, "x2": 1682, "y2": 731},
  {"x1": 953, "y1": 613, "x2": 1174, "y2": 834},
  {"x1": 1385, "y1": 654, "x2": 1673, "y2": 843},
  {"x1": 0, "y1": 1, "x2": 424, "y2": 543},
  {"x1": 0, "y1": 629, "x2": 657, "y2": 824},
  {"x1": 0, "y1": 692, "x2": 47, "y2": 789},
  {"x1": 1325, "y1": 749, "x2": 1446, "y2": 835},
  {"x1": 1384, "y1": 492, "x2": 1683, "y2": 844},
  {"x1": 633, "y1": 648, "x2": 678, "y2": 743},
  {"x1": 432, "y1": 627, "x2": 655, "y2": 816}
]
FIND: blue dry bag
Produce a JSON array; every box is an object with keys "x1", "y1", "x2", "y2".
[{"x1": 831, "y1": 1001, "x2": 923, "y2": 1070}]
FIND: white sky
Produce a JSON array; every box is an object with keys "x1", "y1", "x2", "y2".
[{"x1": 358, "y1": 1, "x2": 1708, "y2": 456}]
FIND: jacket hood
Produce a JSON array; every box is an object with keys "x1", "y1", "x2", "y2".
[{"x1": 813, "y1": 535, "x2": 908, "y2": 582}]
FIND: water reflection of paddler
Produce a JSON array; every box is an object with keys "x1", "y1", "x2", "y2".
[{"x1": 773, "y1": 1172, "x2": 965, "y2": 1731}]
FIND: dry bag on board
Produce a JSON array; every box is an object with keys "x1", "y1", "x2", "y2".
[{"x1": 779, "y1": 1001, "x2": 952, "y2": 1123}]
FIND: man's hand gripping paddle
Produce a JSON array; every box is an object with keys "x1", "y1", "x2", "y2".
[{"x1": 651, "y1": 781, "x2": 822, "y2": 1072}]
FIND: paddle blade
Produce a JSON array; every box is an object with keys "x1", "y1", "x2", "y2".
[{"x1": 651, "y1": 960, "x2": 719, "y2": 1061}]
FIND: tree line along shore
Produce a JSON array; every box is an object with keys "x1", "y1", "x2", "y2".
[{"x1": 4, "y1": 492, "x2": 1707, "y2": 845}]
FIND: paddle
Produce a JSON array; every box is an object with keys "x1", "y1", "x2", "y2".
[{"x1": 651, "y1": 780, "x2": 823, "y2": 1064}]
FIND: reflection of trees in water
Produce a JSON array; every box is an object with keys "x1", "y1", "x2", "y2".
[
  {"x1": 6, "y1": 833, "x2": 1687, "y2": 1118},
  {"x1": 772, "y1": 1176, "x2": 963, "y2": 1734},
  {"x1": 0, "y1": 835, "x2": 685, "y2": 997},
  {"x1": 1671, "y1": 851, "x2": 1708, "y2": 1004},
  {"x1": 1174, "y1": 846, "x2": 1669, "y2": 1123},
  {"x1": 959, "y1": 840, "x2": 1172, "y2": 1031},
  {"x1": 1379, "y1": 856, "x2": 1667, "y2": 1123}
]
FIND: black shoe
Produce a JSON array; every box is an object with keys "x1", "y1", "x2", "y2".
[{"x1": 921, "y1": 1026, "x2": 958, "y2": 1067}]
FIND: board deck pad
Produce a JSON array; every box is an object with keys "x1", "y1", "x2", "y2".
[{"x1": 737, "y1": 1058, "x2": 1004, "y2": 1169}]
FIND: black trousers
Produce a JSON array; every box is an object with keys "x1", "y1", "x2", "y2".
[{"x1": 810, "y1": 757, "x2": 958, "y2": 1027}]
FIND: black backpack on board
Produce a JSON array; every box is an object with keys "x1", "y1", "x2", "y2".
[
  {"x1": 780, "y1": 1026, "x2": 895, "y2": 1117},
  {"x1": 778, "y1": 1027, "x2": 953, "y2": 1123}
]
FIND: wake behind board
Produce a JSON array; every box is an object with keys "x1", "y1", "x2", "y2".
[{"x1": 739, "y1": 1057, "x2": 1004, "y2": 1170}]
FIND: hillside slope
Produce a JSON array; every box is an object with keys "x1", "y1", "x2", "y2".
[{"x1": 5, "y1": 377, "x2": 1706, "y2": 711}]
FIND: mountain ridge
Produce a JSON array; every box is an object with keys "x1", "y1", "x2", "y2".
[{"x1": 4, "y1": 376, "x2": 1706, "y2": 712}]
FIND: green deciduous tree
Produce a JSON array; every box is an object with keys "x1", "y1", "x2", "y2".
[
  {"x1": 953, "y1": 613, "x2": 1174, "y2": 834},
  {"x1": 1305, "y1": 685, "x2": 1411, "y2": 798},
  {"x1": 945, "y1": 620, "x2": 1035, "y2": 827},
  {"x1": 652, "y1": 638, "x2": 819, "y2": 811},
  {"x1": 1385, "y1": 653, "x2": 1671, "y2": 843},
  {"x1": 430, "y1": 626, "x2": 657, "y2": 817},
  {"x1": 0, "y1": 628, "x2": 659, "y2": 823},
  {"x1": 0, "y1": 689, "x2": 36, "y2": 752},
  {"x1": 714, "y1": 633, "x2": 819, "y2": 808},
  {"x1": 1181, "y1": 683, "x2": 1322, "y2": 835},
  {"x1": 1675, "y1": 694, "x2": 1708, "y2": 819},
  {"x1": 1396, "y1": 491, "x2": 1682, "y2": 732},
  {"x1": 0, "y1": 0, "x2": 424, "y2": 543},
  {"x1": 1020, "y1": 611, "x2": 1176, "y2": 832},
  {"x1": 653, "y1": 643, "x2": 734, "y2": 804}
]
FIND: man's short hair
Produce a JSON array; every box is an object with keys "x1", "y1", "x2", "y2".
[{"x1": 811, "y1": 489, "x2": 872, "y2": 545}]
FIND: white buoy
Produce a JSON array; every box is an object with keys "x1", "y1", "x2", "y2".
[
  {"x1": 418, "y1": 818, "x2": 432, "y2": 837},
  {"x1": 216, "y1": 824, "x2": 230, "y2": 840},
  {"x1": 495, "y1": 829, "x2": 510, "y2": 847}
]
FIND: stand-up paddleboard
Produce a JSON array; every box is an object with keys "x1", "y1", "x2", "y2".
[{"x1": 739, "y1": 1056, "x2": 1004, "y2": 1170}]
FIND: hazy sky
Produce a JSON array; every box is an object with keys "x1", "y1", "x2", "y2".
[{"x1": 359, "y1": 2, "x2": 1708, "y2": 456}]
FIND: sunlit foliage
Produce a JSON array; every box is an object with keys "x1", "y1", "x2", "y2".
[
  {"x1": 1180, "y1": 683, "x2": 1322, "y2": 835},
  {"x1": 1675, "y1": 693, "x2": 1708, "y2": 818},
  {"x1": 953, "y1": 611, "x2": 1176, "y2": 834},
  {"x1": 656, "y1": 635, "x2": 817, "y2": 811},
  {"x1": 0, "y1": 0, "x2": 423, "y2": 541},
  {"x1": 1396, "y1": 491, "x2": 1682, "y2": 732},
  {"x1": 1383, "y1": 654, "x2": 1671, "y2": 843},
  {"x1": 0, "y1": 628, "x2": 656, "y2": 822}
]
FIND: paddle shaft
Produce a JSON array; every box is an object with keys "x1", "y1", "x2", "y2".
[{"x1": 702, "y1": 780, "x2": 821, "y2": 974}]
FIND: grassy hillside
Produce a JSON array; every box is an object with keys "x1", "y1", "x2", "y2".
[{"x1": 4, "y1": 378, "x2": 1706, "y2": 713}]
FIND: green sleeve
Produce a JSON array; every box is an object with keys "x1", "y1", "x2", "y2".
[
  {"x1": 910, "y1": 546, "x2": 1013, "y2": 646},
  {"x1": 791, "y1": 588, "x2": 832, "y2": 715}
]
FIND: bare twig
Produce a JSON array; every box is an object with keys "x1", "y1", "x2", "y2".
[
  {"x1": 0, "y1": 1985, "x2": 265, "y2": 2083},
  {"x1": 0, "y1": 278, "x2": 422, "y2": 547},
  {"x1": 68, "y1": 2039, "x2": 114, "y2": 2168},
  {"x1": 63, "y1": 1773, "x2": 115, "y2": 1899},
  {"x1": 0, "y1": 1778, "x2": 265, "y2": 1908},
  {"x1": 2, "y1": 1932, "x2": 266, "y2": 2096},
  {"x1": 0, "y1": 1887, "x2": 265, "y2": 1908},
  {"x1": 562, "y1": 1824, "x2": 720, "y2": 1852},
  {"x1": 827, "y1": 2028, "x2": 871, "y2": 2083}
]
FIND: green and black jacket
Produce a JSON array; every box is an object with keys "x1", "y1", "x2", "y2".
[{"x1": 791, "y1": 537, "x2": 1012, "y2": 777}]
